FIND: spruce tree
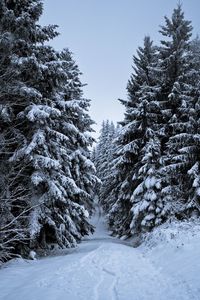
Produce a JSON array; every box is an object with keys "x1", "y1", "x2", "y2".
[
  {"x1": 99, "y1": 124, "x2": 120, "y2": 212},
  {"x1": 95, "y1": 121, "x2": 118, "y2": 210},
  {"x1": 186, "y1": 38, "x2": 200, "y2": 215},
  {"x1": 95, "y1": 120, "x2": 110, "y2": 181},
  {"x1": 168, "y1": 37, "x2": 200, "y2": 216},
  {"x1": 0, "y1": 0, "x2": 96, "y2": 261},
  {"x1": 106, "y1": 36, "x2": 164, "y2": 237},
  {"x1": 157, "y1": 5, "x2": 194, "y2": 217},
  {"x1": 93, "y1": 120, "x2": 116, "y2": 201},
  {"x1": 0, "y1": 0, "x2": 59, "y2": 261}
]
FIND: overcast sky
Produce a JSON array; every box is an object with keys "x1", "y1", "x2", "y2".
[{"x1": 40, "y1": 0, "x2": 200, "y2": 137}]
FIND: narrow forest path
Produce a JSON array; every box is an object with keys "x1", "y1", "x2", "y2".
[{"x1": 0, "y1": 204, "x2": 197, "y2": 300}]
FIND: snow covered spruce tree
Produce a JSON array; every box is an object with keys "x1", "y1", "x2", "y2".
[
  {"x1": 24, "y1": 46, "x2": 96, "y2": 251},
  {"x1": 93, "y1": 120, "x2": 118, "y2": 210},
  {"x1": 94, "y1": 120, "x2": 115, "y2": 184},
  {"x1": 0, "y1": 0, "x2": 96, "y2": 261},
  {"x1": 0, "y1": 0, "x2": 58, "y2": 262},
  {"x1": 99, "y1": 124, "x2": 121, "y2": 212},
  {"x1": 186, "y1": 37, "x2": 200, "y2": 214},
  {"x1": 106, "y1": 36, "x2": 166, "y2": 237},
  {"x1": 167, "y1": 36, "x2": 200, "y2": 216},
  {"x1": 156, "y1": 5, "x2": 196, "y2": 218}
]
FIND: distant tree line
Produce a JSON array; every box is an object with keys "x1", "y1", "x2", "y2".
[{"x1": 93, "y1": 5, "x2": 200, "y2": 240}]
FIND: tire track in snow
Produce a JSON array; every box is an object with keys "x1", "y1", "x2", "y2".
[
  {"x1": 85, "y1": 245, "x2": 119, "y2": 300},
  {"x1": 80, "y1": 244, "x2": 119, "y2": 300},
  {"x1": 102, "y1": 267, "x2": 119, "y2": 300},
  {"x1": 92, "y1": 264, "x2": 117, "y2": 300}
]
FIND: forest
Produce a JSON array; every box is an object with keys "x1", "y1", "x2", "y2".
[{"x1": 0, "y1": 1, "x2": 200, "y2": 299}]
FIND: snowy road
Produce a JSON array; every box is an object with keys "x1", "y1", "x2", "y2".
[{"x1": 0, "y1": 206, "x2": 198, "y2": 300}]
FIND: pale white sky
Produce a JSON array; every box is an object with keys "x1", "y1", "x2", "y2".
[{"x1": 40, "y1": 0, "x2": 200, "y2": 138}]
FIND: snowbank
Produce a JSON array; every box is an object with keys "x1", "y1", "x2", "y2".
[{"x1": 140, "y1": 218, "x2": 200, "y2": 297}]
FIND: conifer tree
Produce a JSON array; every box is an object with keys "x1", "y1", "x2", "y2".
[
  {"x1": 93, "y1": 120, "x2": 116, "y2": 201},
  {"x1": 98, "y1": 122, "x2": 118, "y2": 211},
  {"x1": 0, "y1": 0, "x2": 59, "y2": 261},
  {"x1": 186, "y1": 37, "x2": 200, "y2": 214},
  {"x1": 156, "y1": 5, "x2": 194, "y2": 217},
  {"x1": 0, "y1": 0, "x2": 96, "y2": 261},
  {"x1": 95, "y1": 120, "x2": 110, "y2": 180},
  {"x1": 106, "y1": 36, "x2": 164, "y2": 237},
  {"x1": 168, "y1": 37, "x2": 200, "y2": 216}
]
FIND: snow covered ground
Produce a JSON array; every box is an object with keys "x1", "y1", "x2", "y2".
[{"x1": 0, "y1": 206, "x2": 199, "y2": 300}]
